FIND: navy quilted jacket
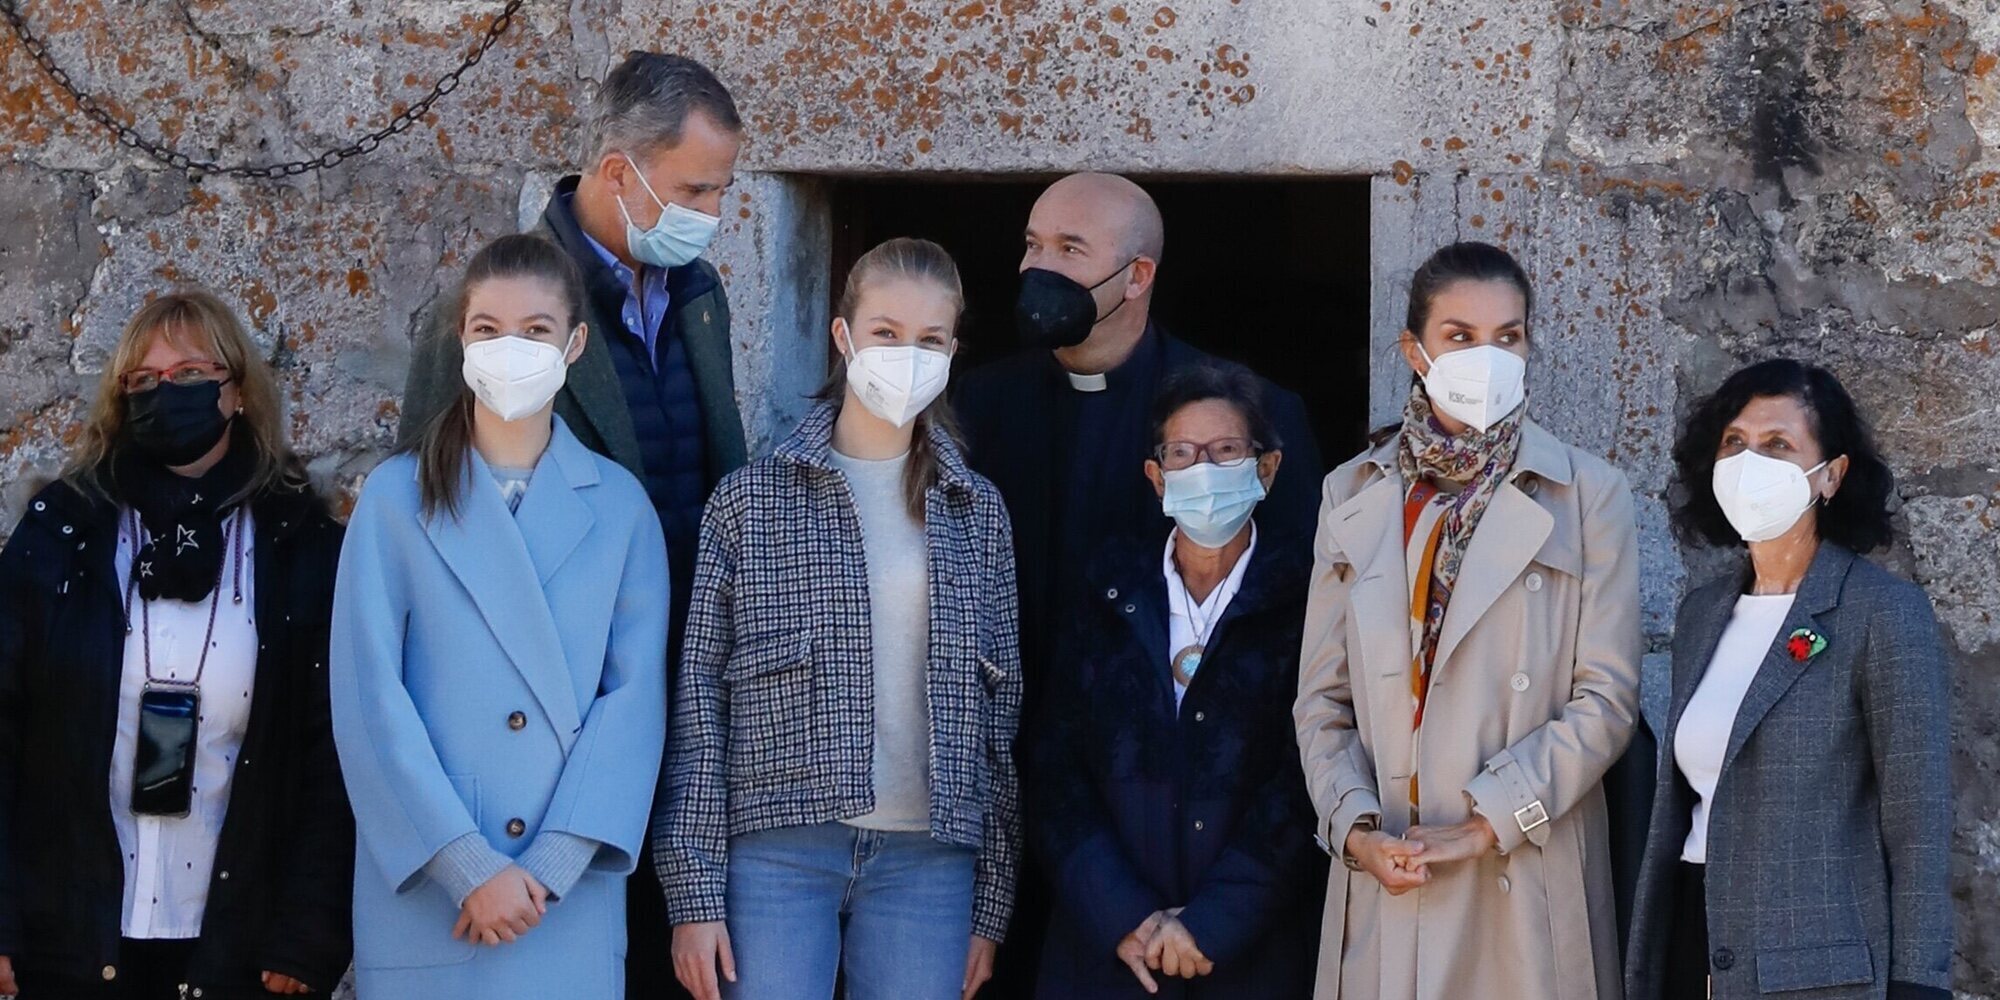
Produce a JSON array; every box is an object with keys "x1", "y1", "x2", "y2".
[{"x1": 653, "y1": 401, "x2": 1023, "y2": 941}]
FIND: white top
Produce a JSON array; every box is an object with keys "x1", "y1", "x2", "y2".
[
  {"x1": 827, "y1": 448, "x2": 934, "y2": 832},
  {"x1": 109, "y1": 508, "x2": 259, "y2": 939},
  {"x1": 1674, "y1": 592, "x2": 1795, "y2": 864},
  {"x1": 1163, "y1": 524, "x2": 1257, "y2": 712},
  {"x1": 1066, "y1": 369, "x2": 1109, "y2": 392}
]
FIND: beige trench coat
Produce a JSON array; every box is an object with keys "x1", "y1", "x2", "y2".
[{"x1": 1293, "y1": 420, "x2": 1641, "y2": 1000}]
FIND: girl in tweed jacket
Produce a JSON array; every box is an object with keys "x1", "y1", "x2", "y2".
[{"x1": 658, "y1": 238, "x2": 1022, "y2": 1000}]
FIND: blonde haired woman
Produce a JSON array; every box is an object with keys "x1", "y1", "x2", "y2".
[
  {"x1": 0, "y1": 290, "x2": 353, "y2": 998},
  {"x1": 660, "y1": 238, "x2": 1021, "y2": 1000}
]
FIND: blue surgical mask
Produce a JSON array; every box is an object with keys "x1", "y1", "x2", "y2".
[
  {"x1": 616, "y1": 153, "x2": 720, "y2": 268},
  {"x1": 1160, "y1": 458, "x2": 1267, "y2": 548}
]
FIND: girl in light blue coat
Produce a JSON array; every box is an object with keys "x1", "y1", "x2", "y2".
[{"x1": 331, "y1": 234, "x2": 669, "y2": 998}]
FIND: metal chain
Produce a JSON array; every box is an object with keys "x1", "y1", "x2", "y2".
[{"x1": 0, "y1": 0, "x2": 524, "y2": 179}]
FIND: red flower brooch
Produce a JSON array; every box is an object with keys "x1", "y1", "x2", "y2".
[{"x1": 1786, "y1": 628, "x2": 1827, "y2": 662}]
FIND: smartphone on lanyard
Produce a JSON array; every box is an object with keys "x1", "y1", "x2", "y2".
[{"x1": 133, "y1": 683, "x2": 199, "y2": 817}]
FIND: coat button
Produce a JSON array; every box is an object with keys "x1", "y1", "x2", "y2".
[
  {"x1": 218, "y1": 870, "x2": 229, "y2": 880},
  {"x1": 1519, "y1": 474, "x2": 1539, "y2": 496},
  {"x1": 1106, "y1": 587, "x2": 1119, "y2": 600},
  {"x1": 193, "y1": 988, "x2": 204, "y2": 998},
  {"x1": 1192, "y1": 820, "x2": 1205, "y2": 831},
  {"x1": 1510, "y1": 672, "x2": 1531, "y2": 692},
  {"x1": 1123, "y1": 603, "x2": 1136, "y2": 614},
  {"x1": 1712, "y1": 947, "x2": 1734, "y2": 971},
  {"x1": 1524, "y1": 572, "x2": 1544, "y2": 592},
  {"x1": 32, "y1": 501, "x2": 45, "y2": 512},
  {"x1": 1498, "y1": 874, "x2": 1511, "y2": 893},
  {"x1": 1193, "y1": 711, "x2": 1206, "y2": 722},
  {"x1": 507, "y1": 818, "x2": 526, "y2": 838},
  {"x1": 508, "y1": 711, "x2": 527, "y2": 731},
  {"x1": 102, "y1": 965, "x2": 118, "y2": 981}
]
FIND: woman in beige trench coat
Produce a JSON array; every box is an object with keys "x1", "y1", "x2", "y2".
[{"x1": 1294, "y1": 242, "x2": 1641, "y2": 1000}]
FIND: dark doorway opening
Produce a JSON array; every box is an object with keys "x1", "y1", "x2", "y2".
[{"x1": 828, "y1": 176, "x2": 1373, "y2": 462}]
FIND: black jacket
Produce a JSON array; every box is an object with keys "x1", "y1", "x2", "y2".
[
  {"x1": 954, "y1": 324, "x2": 1324, "y2": 711},
  {"x1": 1029, "y1": 528, "x2": 1326, "y2": 999},
  {"x1": 0, "y1": 479, "x2": 354, "y2": 997}
]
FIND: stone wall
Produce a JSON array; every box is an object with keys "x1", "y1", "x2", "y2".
[{"x1": 1, "y1": 0, "x2": 1996, "y2": 993}]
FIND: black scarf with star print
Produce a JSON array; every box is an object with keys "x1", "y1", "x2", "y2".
[{"x1": 110, "y1": 424, "x2": 256, "y2": 602}]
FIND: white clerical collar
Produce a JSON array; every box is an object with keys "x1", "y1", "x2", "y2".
[{"x1": 1066, "y1": 369, "x2": 1109, "y2": 392}]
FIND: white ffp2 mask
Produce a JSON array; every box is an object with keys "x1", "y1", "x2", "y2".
[
  {"x1": 461, "y1": 331, "x2": 576, "y2": 422},
  {"x1": 843, "y1": 334, "x2": 953, "y2": 428},
  {"x1": 1712, "y1": 449, "x2": 1831, "y2": 543},
  {"x1": 1419, "y1": 343, "x2": 1527, "y2": 433}
]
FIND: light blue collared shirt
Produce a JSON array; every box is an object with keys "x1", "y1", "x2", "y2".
[{"x1": 571, "y1": 195, "x2": 671, "y2": 364}]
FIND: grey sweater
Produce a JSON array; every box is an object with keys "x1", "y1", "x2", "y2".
[{"x1": 828, "y1": 448, "x2": 933, "y2": 832}]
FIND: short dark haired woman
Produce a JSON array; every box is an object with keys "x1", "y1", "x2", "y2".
[
  {"x1": 1030, "y1": 363, "x2": 1326, "y2": 998},
  {"x1": 1624, "y1": 359, "x2": 1952, "y2": 1000},
  {"x1": 0, "y1": 289, "x2": 353, "y2": 998}
]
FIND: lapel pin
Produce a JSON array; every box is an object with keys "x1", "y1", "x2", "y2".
[{"x1": 1786, "y1": 627, "x2": 1826, "y2": 662}]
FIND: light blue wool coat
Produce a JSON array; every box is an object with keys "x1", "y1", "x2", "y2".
[{"x1": 330, "y1": 418, "x2": 669, "y2": 999}]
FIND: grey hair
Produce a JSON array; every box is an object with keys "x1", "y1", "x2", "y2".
[{"x1": 579, "y1": 52, "x2": 742, "y2": 167}]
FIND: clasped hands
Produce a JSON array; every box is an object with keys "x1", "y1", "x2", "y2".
[
  {"x1": 451, "y1": 864, "x2": 551, "y2": 946},
  {"x1": 1114, "y1": 907, "x2": 1212, "y2": 994},
  {"x1": 1344, "y1": 814, "x2": 1499, "y2": 895}
]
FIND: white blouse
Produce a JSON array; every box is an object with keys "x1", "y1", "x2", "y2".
[
  {"x1": 1164, "y1": 525, "x2": 1256, "y2": 712},
  {"x1": 1674, "y1": 592, "x2": 1794, "y2": 864},
  {"x1": 109, "y1": 508, "x2": 259, "y2": 939}
]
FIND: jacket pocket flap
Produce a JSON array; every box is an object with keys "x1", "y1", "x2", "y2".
[
  {"x1": 1755, "y1": 941, "x2": 1873, "y2": 993},
  {"x1": 725, "y1": 633, "x2": 813, "y2": 682}
]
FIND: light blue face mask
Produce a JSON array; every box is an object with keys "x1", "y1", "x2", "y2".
[
  {"x1": 1160, "y1": 458, "x2": 1267, "y2": 548},
  {"x1": 616, "y1": 153, "x2": 720, "y2": 268}
]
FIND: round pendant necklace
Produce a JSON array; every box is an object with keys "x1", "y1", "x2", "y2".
[{"x1": 1172, "y1": 571, "x2": 1220, "y2": 687}]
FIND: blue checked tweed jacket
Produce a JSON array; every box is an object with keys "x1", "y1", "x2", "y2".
[{"x1": 653, "y1": 402, "x2": 1024, "y2": 941}]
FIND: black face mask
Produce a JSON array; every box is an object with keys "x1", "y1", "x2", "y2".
[
  {"x1": 125, "y1": 380, "x2": 233, "y2": 467},
  {"x1": 1014, "y1": 259, "x2": 1137, "y2": 350}
]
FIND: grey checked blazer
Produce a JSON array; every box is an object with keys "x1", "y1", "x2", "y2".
[
  {"x1": 652, "y1": 402, "x2": 1023, "y2": 941},
  {"x1": 1625, "y1": 543, "x2": 1953, "y2": 1000}
]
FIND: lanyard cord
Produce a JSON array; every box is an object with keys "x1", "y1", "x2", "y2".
[{"x1": 122, "y1": 508, "x2": 245, "y2": 688}]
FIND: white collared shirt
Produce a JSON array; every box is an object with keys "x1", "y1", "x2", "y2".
[
  {"x1": 1163, "y1": 524, "x2": 1257, "y2": 712},
  {"x1": 109, "y1": 508, "x2": 259, "y2": 939}
]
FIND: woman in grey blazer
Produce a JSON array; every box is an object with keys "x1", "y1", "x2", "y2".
[{"x1": 1625, "y1": 359, "x2": 1952, "y2": 1000}]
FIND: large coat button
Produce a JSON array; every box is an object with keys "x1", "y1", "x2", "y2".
[
  {"x1": 1510, "y1": 672, "x2": 1531, "y2": 692},
  {"x1": 1712, "y1": 947, "x2": 1734, "y2": 971},
  {"x1": 1524, "y1": 572, "x2": 1544, "y2": 592},
  {"x1": 508, "y1": 711, "x2": 527, "y2": 731},
  {"x1": 506, "y1": 818, "x2": 526, "y2": 838},
  {"x1": 102, "y1": 965, "x2": 118, "y2": 981}
]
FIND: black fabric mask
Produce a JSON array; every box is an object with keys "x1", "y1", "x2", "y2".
[
  {"x1": 1014, "y1": 260, "x2": 1137, "y2": 350},
  {"x1": 125, "y1": 380, "x2": 232, "y2": 467}
]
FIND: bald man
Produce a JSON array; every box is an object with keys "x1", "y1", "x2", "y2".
[
  {"x1": 954, "y1": 173, "x2": 1322, "y2": 997},
  {"x1": 956, "y1": 172, "x2": 1323, "y2": 700}
]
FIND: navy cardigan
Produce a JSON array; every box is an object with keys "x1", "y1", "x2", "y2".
[{"x1": 1029, "y1": 526, "x2": 1325, "y2": 999}]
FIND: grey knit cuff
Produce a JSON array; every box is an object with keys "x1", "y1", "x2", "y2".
[
  {"x1": 424, "y1": 833, "x2": 513, "y2": 907},
  {"x1": 517, "y1": 832, "x2": 600, "y2": 902}
]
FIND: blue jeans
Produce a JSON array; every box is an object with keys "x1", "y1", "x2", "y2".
[{"x1": 723, "y1": 822, "x2": 976, "y2": 1000}]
